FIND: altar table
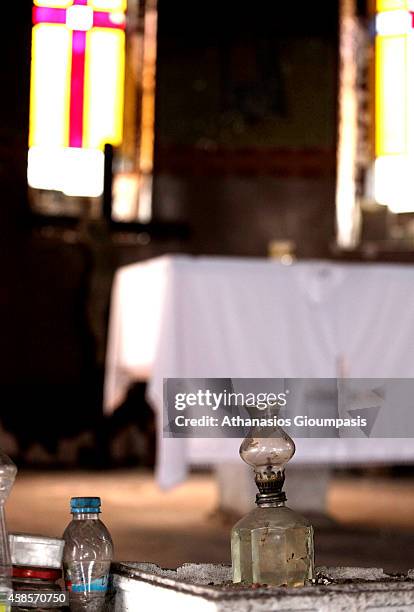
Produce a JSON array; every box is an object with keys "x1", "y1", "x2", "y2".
[{"x1": 104, "y1": 256, "x2": 414, "y2": 488}]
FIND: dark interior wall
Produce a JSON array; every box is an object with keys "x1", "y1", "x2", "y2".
[
  {"x1": 155, "y1": 3, "x2": 338, "y2": 150},
  {"x1": 155, "y1": 174, "x2": 335, "y2": 258},
  {"x1": 0, "y1": 1, "x2": 105, "y2": 454},
  {"x1": 153, "y1": 0, "x2": 339, "y2": 257}
]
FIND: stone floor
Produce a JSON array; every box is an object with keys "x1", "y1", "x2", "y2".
[{"x1": 6, "y1": 470, "x2": 414, "y2": 572}]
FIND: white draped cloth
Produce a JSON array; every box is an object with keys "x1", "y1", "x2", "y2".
[{"x1": 104, "y1": 256, "x2": 414, "y2": 488}]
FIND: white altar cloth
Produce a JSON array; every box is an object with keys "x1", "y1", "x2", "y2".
[{"x1": 104, "y1": 256, "x2": 414, "y2": 488}]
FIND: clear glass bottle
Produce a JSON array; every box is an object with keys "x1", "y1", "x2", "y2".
[
  {"x1": 231, "y1": 424, "x2": 314, "y2": 586},
  {"x1": 63, "y1": 497, "x2": 113, "y2": 612},
  {"x1": 0, "y1": 450, "x2": 17, "y2": 610}
]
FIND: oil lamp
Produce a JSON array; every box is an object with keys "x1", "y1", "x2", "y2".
[{"x1": 231, "y1": 409, "x2": 314, "y2": 586}]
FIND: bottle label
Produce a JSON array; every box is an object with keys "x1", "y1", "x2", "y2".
[{"x1": 66, "y1": 575, "x2": 109, "y2": 593}]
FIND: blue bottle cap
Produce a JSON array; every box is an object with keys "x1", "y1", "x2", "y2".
[{"x1": 70, "y1": 497, "x2": 101, "y2": 513}]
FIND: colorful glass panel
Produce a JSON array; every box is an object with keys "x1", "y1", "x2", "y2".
[
  {"x1": 377, "y1": 0, "x2": 409, "y2": 11},
  {"x1": 28, "y1": 0, "x2": 126, "y2": 197},
  {"x1": 89, "y1": 0, "x2": 127, "y2": 12},
  {"x1": 376, "y1": 34, "x2": 407, "y2": 156},
  {"x1": 30, "y1": 24, "x2": 72, "y2": 148},
  {"x1": 83, "y1": 28, "x2": 125, "y2": 148},
  {"x1": 33, "y1": 0, "x2": 72, "y2": 7}
]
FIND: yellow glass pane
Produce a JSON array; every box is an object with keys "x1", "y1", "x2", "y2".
[
  {"x1": 33, "y1": 0, "x2": 72, "y2": 7},
  {"x1": 83, "y1": 28, "x2": 125, "y2": 149},
  {"x1": 29, "y1": 24, "x2": 71, "y2": 148},
  {"x1": 377, "y1": 0, "x2": 409, "y2": 10},
  {"x1": 89, "y1": 0, "x2": 127, "y2": 11},
  {"x1": 376, "y1": 34, "x2": 407, "y2": 156}
]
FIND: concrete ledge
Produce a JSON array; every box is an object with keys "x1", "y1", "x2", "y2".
[{"x1": 108, "y1": 563, "x2": 414, "y2": 611}]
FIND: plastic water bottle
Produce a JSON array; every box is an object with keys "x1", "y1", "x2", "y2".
[
  {"x1": 63, "y1": 497, "x2": 113, "y2": 612},
  {"x1": 0, "y1": 450, "x2": 17, "y2": 612}
]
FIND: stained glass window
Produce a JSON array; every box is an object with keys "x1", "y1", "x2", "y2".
[
  {"x1": 28, "y1": 0, "x2": 126, "y2": 197},
  {"x1": 374, "y1": 0, "x2": 414, "y2": 211}
]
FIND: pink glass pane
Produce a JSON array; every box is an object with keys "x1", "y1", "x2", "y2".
[
  {"x1": 33, "y1": 6, "x2": 66, "y2": 24},
  {"x1": 93, "y1": 11, "x2": 126, "y2": 29},
  {"x1": 69, "y1": 30, "x2": 87, "y2": 147}
]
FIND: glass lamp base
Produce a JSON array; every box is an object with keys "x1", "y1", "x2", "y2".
[{"x1": 231, "y1": 505, "x2": 314, "y2": 587}]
